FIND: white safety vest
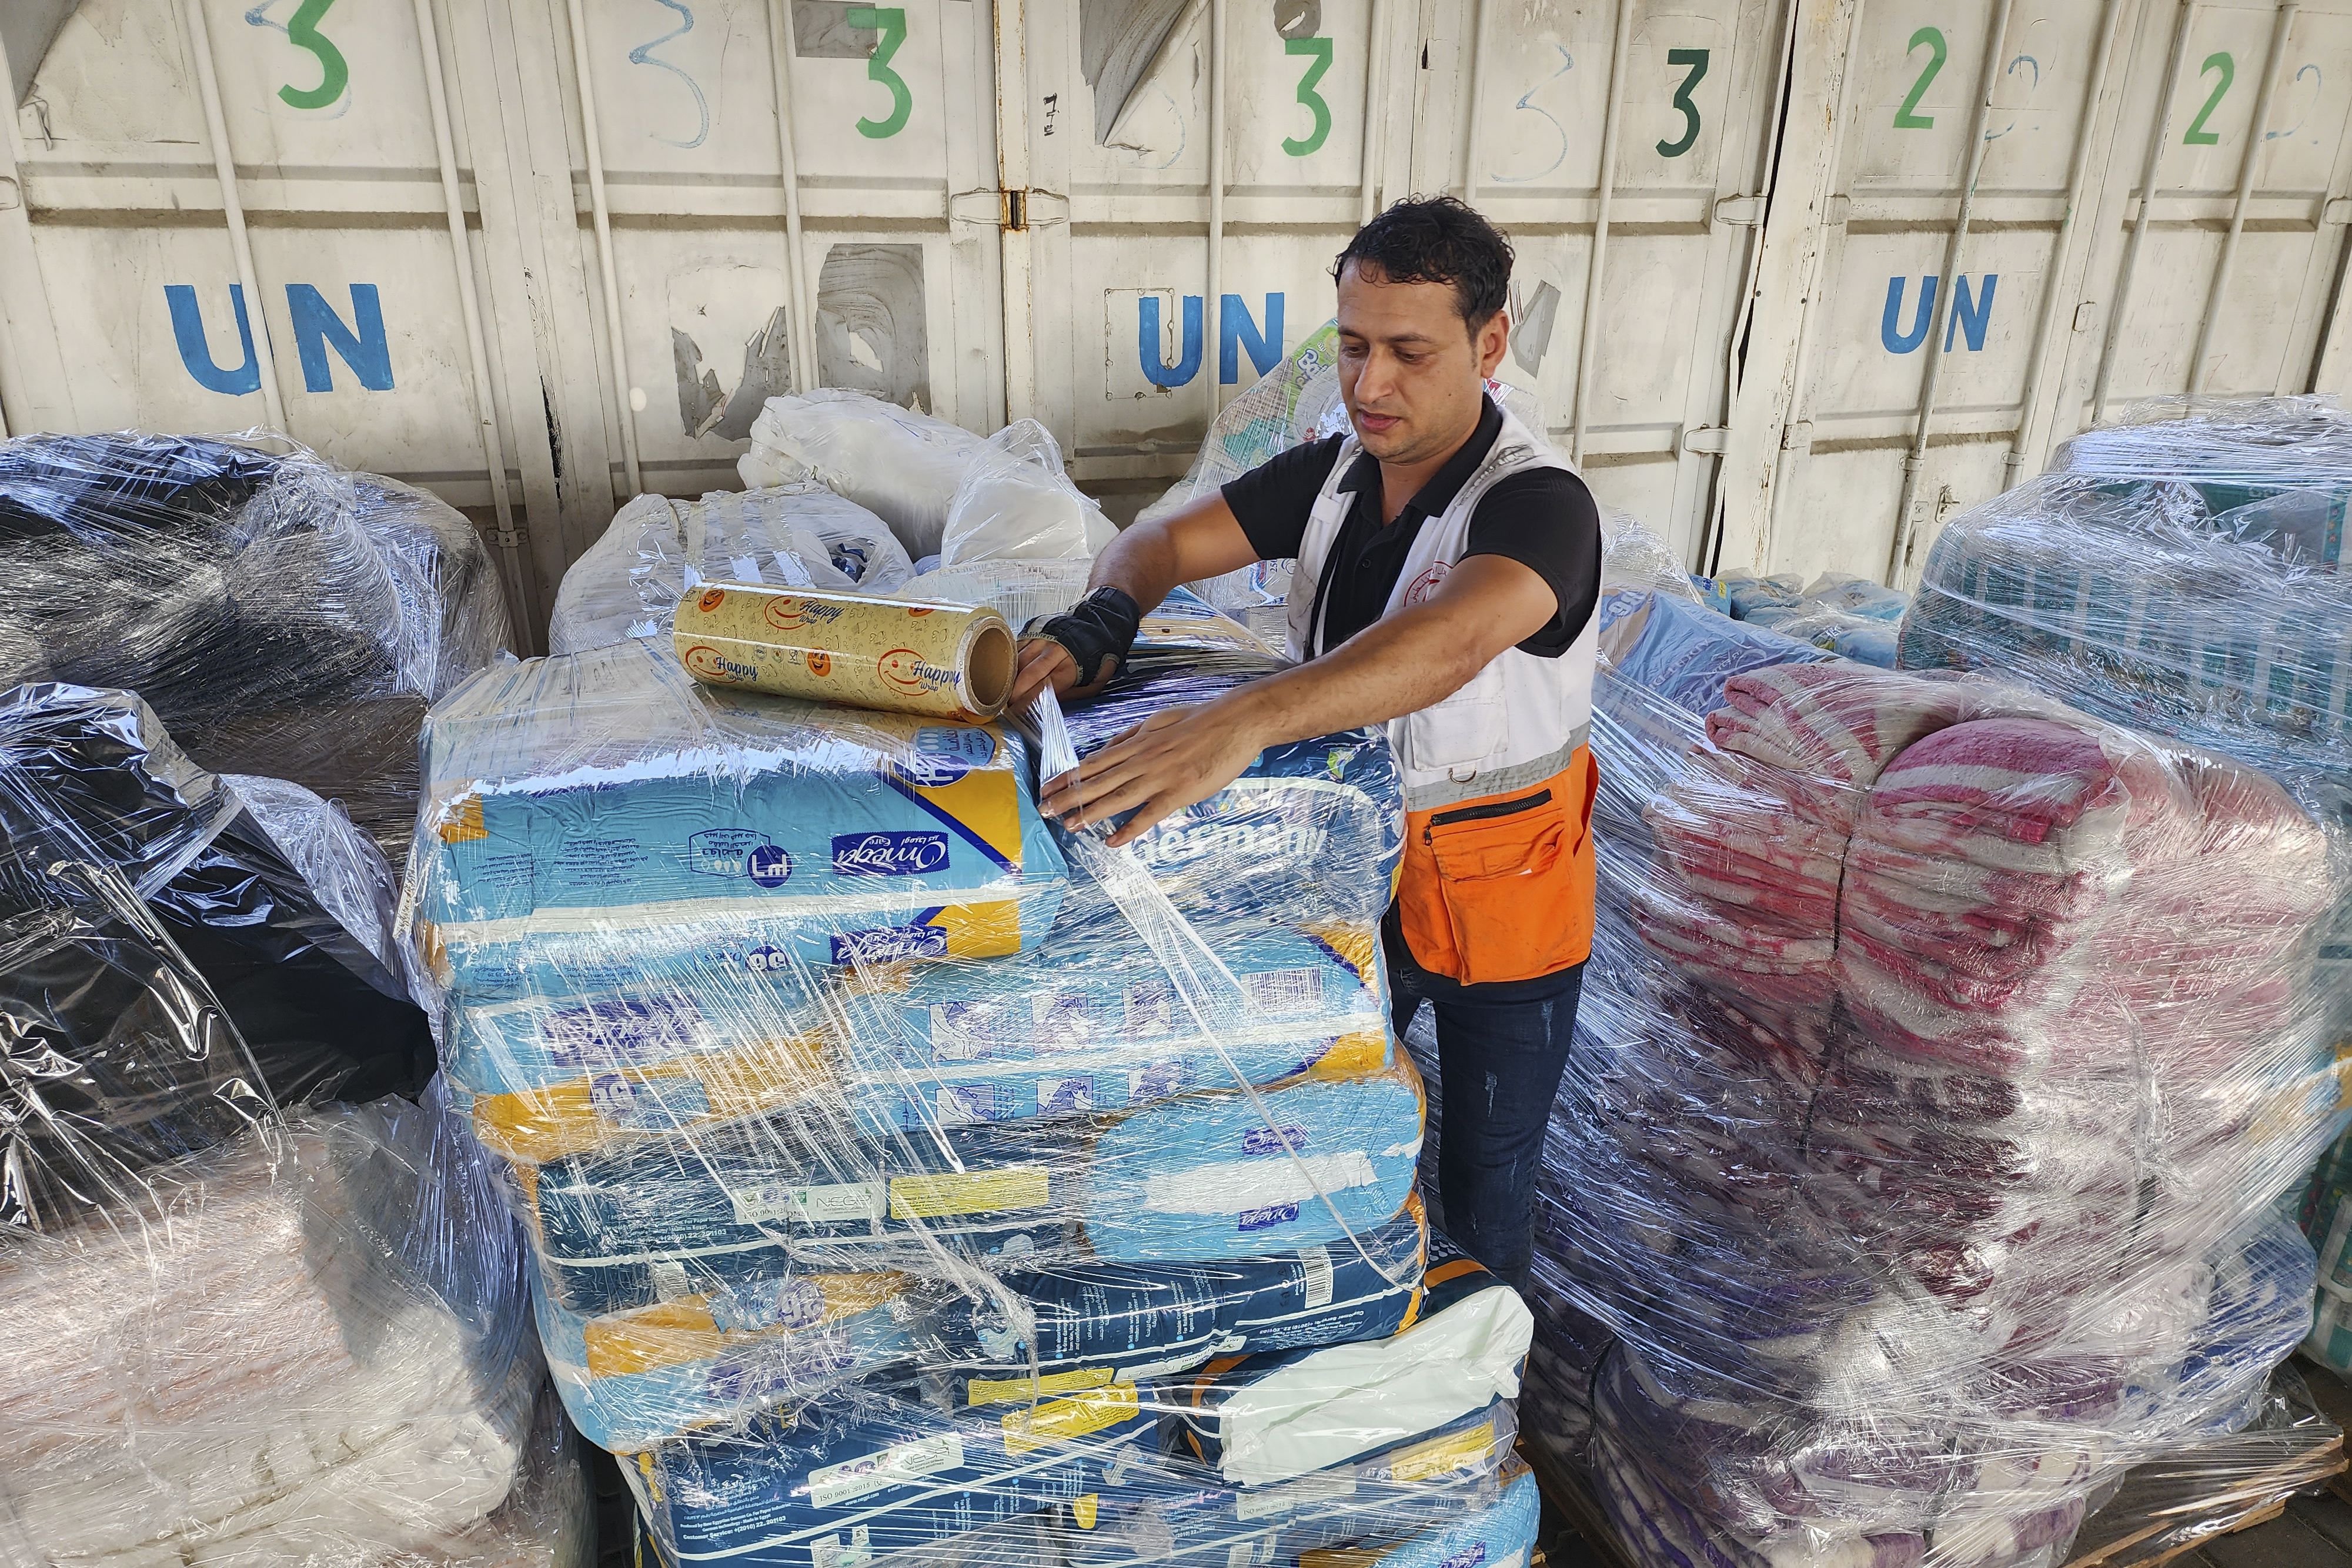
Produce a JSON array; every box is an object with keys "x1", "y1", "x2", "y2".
[{"x1": 1285, "y1": 403, "x2": 1598, "y2": 814}]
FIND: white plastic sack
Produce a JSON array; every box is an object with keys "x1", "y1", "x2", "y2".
[
  {"x1": 938, "y1": 421, "x2": 1117, "y2": 567},
  {"x1": 547, "y1": 483, "x2": 911, "y2": 655},
  {"x1": 739, "y1": 390, "x2": 991, "y2": 559}
]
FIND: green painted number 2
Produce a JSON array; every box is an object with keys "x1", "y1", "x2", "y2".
[
  {"x1": 848, "y1": 6, "x2": 911, "y2": 139},
  {"x1": 1657, "y1": 46, "x2": 1709, "y2": 157},
  {"x1": 2184, "y1": 51, "x2": 2233, "y2": 144},
  {"x1": 1283, "y1": 36, "x2": 1334, "y2": 156},
  {"x1": 1895, "y1": 26, "x2": 1944, "y2": 128},
  {"x1": 278, "y1": 0, "x2": 349, "y2": 110}
]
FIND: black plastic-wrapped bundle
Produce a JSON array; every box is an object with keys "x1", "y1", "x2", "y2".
[
  {"x1": 0, "y1": 432, "x2": 512, "y2": 857},
  {"x1": 0, "y1": 683, "x2": 434, "y2": 1125}
]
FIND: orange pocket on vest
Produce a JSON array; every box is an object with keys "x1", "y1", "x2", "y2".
[{"x1": 1418, "y1": 788, "x2": 1591, "y2": 985}]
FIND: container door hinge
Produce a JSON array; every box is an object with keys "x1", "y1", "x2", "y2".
[
  {"x1": 1681, "y1": 425, "x2": 1730, "y2": 454},
  {"x1": 1713, "y1": 195, "x2": 1764, "y2": 227},
  {"x1": 950, "y1": 188, "x2": 1069, "y2": 229}
]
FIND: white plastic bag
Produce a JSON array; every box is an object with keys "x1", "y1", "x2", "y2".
[
  {"x1": 739, "y1": 390, "x2": 990, "y2": 559},
  {"x1": 939, "y1": 421, "x2": 1117, "y2": 567}
]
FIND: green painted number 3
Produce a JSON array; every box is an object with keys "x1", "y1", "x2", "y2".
[
  {"x1": 2185, "y1": 51, "x2": 2233, "y2": 145},
  {"x1": 848, "y1": 6, "x2": 911, "y2": 139},
  {"x1": 1656, "y1": 46, "x2": 1708, "y2": 157},
  {"x1": 1284, "y1": 36, "x2": 1334, "y2": 156},
  {"x1": 1895, "y1": 26, "x2": 1944, "y2": 129},
  {"x1": 278, "y1": 0, "x2": 349, "y2": 110}
]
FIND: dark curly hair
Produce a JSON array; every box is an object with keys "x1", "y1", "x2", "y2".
[{"x1": 1331, "y1": 196, "x2": 1515, "y2": 333}]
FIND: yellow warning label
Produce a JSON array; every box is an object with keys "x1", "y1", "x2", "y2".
[
  {"x1": 1000, "y1": 1383, "x2": 1139, "y2": 1456},
  {"x1": 965, "y1": 1365, "x2": 1115, "y2": 1409},
  {"x1": 890, "y1": 1165, "x2": 1050, "y2": 1219},
  {"x1": 1388, "y1": 1419, "x2": 1495, "y2": 1483}
]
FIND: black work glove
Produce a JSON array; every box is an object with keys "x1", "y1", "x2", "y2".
[{"x1": 1025, "y1": 587, "x2": 1143, "y2": 688}]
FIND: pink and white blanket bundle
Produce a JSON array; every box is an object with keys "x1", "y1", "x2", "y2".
[{"x1": 1635, "y1": 662, "x2": 2335, "y2": 1346}]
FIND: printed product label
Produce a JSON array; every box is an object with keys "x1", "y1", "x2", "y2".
[
  {"x1": 746, "y1": 844, "x2": 793, "y2": 887},
  {"x1": 1298, "y1": 1246, "x2": 1334, "y2": 1310},
  {"x1": 1124, "y1": 983, "x2": 1176, "y2": 1037},
  {"x1": 704, "y1": 1335, "x2": 854, "y2": 1402},
  {"x1": 1235, "y1": 1469, "x2": 1356, "y2": 1523},
  {"x1": 1225, "y1": 1539, "x2": 1276, "y2": 1568},
  {"x1": 809, "y1": 1528, "x2": 871, "y2": 1568},
  {"x1": 832, "y1": 831, "x2": 951, "y2": 877},
  {"x1": 1036, "y1": 1076, "x2": 1095, "y2": 1115},
  {"x1": 1000, "y1": 1383, "x2": 1139, "y2": 1456},
  {"x1": 689, "y1": 829, "x2": 773, "y2": 879},
  {"x1": 902, "y1": 726, "x2": 998, "y2": 786},
  {"x1": 1241, "y1": 1125, "x2": 1309, "y2": 1156},
  {"x1": 936, "y1": 1084, "x2": 1000, "y2": 1126},
  {"x1": 1237, "y1": 1202, "x2": 1301, "y2": 1233},
  {"x1": 889, "y1": 1166, "x2": 1051, "y2": 1219},
  {"x1": 965, "y1": 1366, "x2": 1116, "y2": 1409},
  {"x1": 707, "y1": 1276, "x2": 826, "y2": 1332},
  {"x1": 540, "y1": 995, "x2": 705, "y2": 1064},
  {"x1": 1129, "y1": 1059, "x2": 1187, "y2": 1101},
  {"x1": 1388, "y1": 1420, "x2": 1496, "y2": 1484},
  {"x1": 743, "y1": 943, "x2": 796, "y2": 974},
  {"x1": 807, "y1": 1433, "x2": 966, "y2": 1508},
  {"x1": 1241, "y1": 966, "x2": 1324, "y2": 1015},
  {"x1": 728, "y1": 1180, "x2": 889, "y2": 1227},
  {"x1": 649, "y1": 1260, "x2": 690, "y2": 1300},
  {"x1": 877, "y1": 647, "x2": 959, "y2": 697},
  {"x1": 1438, "y1": 1546, "x2": 1490, "y2": 1568},
  {"x1": 833, "y1": 924, "x2": 950, "y2": 963},
  {"x1": 589, "y1": 1073, "x2": 712, "y2": 1131}
]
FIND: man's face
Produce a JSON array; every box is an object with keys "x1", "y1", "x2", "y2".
[{"x1": 1335, "y1": 262, "x2": 1510, "y2": 466}]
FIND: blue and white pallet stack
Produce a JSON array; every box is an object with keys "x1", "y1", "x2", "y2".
[{"x1": 410, "y1": 516, "x2": 1542, "y2": 1566}]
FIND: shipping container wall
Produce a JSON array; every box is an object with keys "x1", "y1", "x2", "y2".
[{"x1": 2, "y1": 0, "x2": 2350, "y2": 634}]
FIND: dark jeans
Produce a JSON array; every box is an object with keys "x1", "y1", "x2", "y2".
[{"x1": 1386, "y1": 919, "x2": 1585, "y2": 1292}]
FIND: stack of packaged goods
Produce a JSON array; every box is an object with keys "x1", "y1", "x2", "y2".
[
  {"x1": 0, "y1": 432, "x2": 514, "y2": 860},
  {"x1": 423, "y1": 392, "x2": 1545, "y2": 1563},
  {"x1": 0, "y1": 686, "x2": 582, "y2": 1567},
  {"x1": 1707, "y1": 569, "x2": 1912, "y2": 667},
  {"x1": 1901, "y1": 396, "x2": 2352, "y2": 1396},
  {"x1": 1510, "y1": 538, "x2": 2344, "y2": 1567}
]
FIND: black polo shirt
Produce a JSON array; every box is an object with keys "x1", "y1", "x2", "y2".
[{"x1": 1219, "y1": 396, "x2": 1601, "y2": 659}]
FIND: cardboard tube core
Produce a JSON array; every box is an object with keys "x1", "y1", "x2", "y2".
[{"x1": 967, "y1": 622, "x2": 1015, "y2": 713}]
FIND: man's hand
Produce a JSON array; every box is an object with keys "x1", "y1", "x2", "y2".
[
  {"x1": 1040, "y1": 700, "x2": 1265, "y2": 847},
  {"x1": 1008, "y1": 636, "x2": 1128, "y2": 710}
]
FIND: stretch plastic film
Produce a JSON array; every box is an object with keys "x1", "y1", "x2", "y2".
[
  {"x1": 408, "y1": 532, "x2": 1551, "y2": 1566},
  {"x1": 673, "y1": 583, "x2": 1017, "y2": 720},
  {"x1": 0, "y1": 430, "x2": 513, "y2": 859},
  {"x1": 1492, "y1": 513, "x2": 2348, "y2": 1568}
]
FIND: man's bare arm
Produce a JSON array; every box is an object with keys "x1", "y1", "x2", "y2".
[
  {"x1": 1042, "y1": 554, "x2": 1558, "y2": 841},
  {"x1": 1007, "y1": 493, "x2": 1262, "y2": 707}
]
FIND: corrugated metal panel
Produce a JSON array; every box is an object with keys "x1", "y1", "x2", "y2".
[
  {"x1": 10, "y1": 0, "x2": 2352, "y2": 622},
  {"x1": 1735, "y1": 0, "x2": 2352, "y2": 588}
]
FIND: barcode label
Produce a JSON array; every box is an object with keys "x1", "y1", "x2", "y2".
[{"x1": 1299, "y1": 1246, "x2": 1333, "y2": 1310}]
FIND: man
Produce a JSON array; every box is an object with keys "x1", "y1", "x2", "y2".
[{"x1": 1010, "y1": 196, "x2": 1602, "y2": 1289}]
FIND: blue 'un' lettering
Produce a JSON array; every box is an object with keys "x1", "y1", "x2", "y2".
[
  {"x1": 1881, "y1": 275, "x2": 1999, "y2": 355},
  {"x1": 287, "y1": 283, "x2": 395, "y2": 391},
  {"x1": 1138, "y1": 292, "x2": 1286, "y2": 387},
  {"x1": 166, "y1": 284, "x2": 261, "y2": 395},
  {"x1": 168, "y1": 283, "x2": 395, "y2": 394}
]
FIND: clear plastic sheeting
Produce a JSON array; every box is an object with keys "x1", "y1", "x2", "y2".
[
  {"x1": 406, "y1": 608, "x2": 1541, "y2": 1563},
  {"x1": 0, "y1": 431, "x2": 513, "y2": 858},
  {"x1": 939, "y1": 422, "x2": 1117, "y2": 568},
  {"x1": 549, "y1": 486, "x2": 914, "y2": 657},
  {"x1": 1900, "y1": 399, "x2": 2352, "y2": 817},
  {"x1": 0, "y1": 681, "x2": 437, "y2": 1128},
  {"x1": 1509, "y1": 530, "x2": 2344, "y2": 1567}
]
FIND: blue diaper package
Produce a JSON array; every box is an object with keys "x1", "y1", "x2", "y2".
[
  {"x1": 630, "y1": 1379, "x2": 1153, "y2": 1566},
  {"x1": 530, "y1": 1061, "x2": 1424, "y2": 1313},
  {"x1": 839, "y1": 912, "x2": 1391, "y2": 1135},
  {"x1": 538, "y1": 1266, "x2": 916, "y2": 1452},
  {"x1": 1054, "y1": 647, "x2": 1402, "y2": 930},
  {"x1": 1078, "y1": 1062, "x2": 1425, "y2": 1263},
  {"x1": 413, "y1": 640, "x2": 1067, "y2": 1001},
  {"x1": 915, "y1": 1192, "x2": 1428, "y2": 1389}
]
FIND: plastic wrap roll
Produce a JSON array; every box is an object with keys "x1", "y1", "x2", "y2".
[{"x1": 674, "y1": 583, "x2": 1015, "y2": 720}]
